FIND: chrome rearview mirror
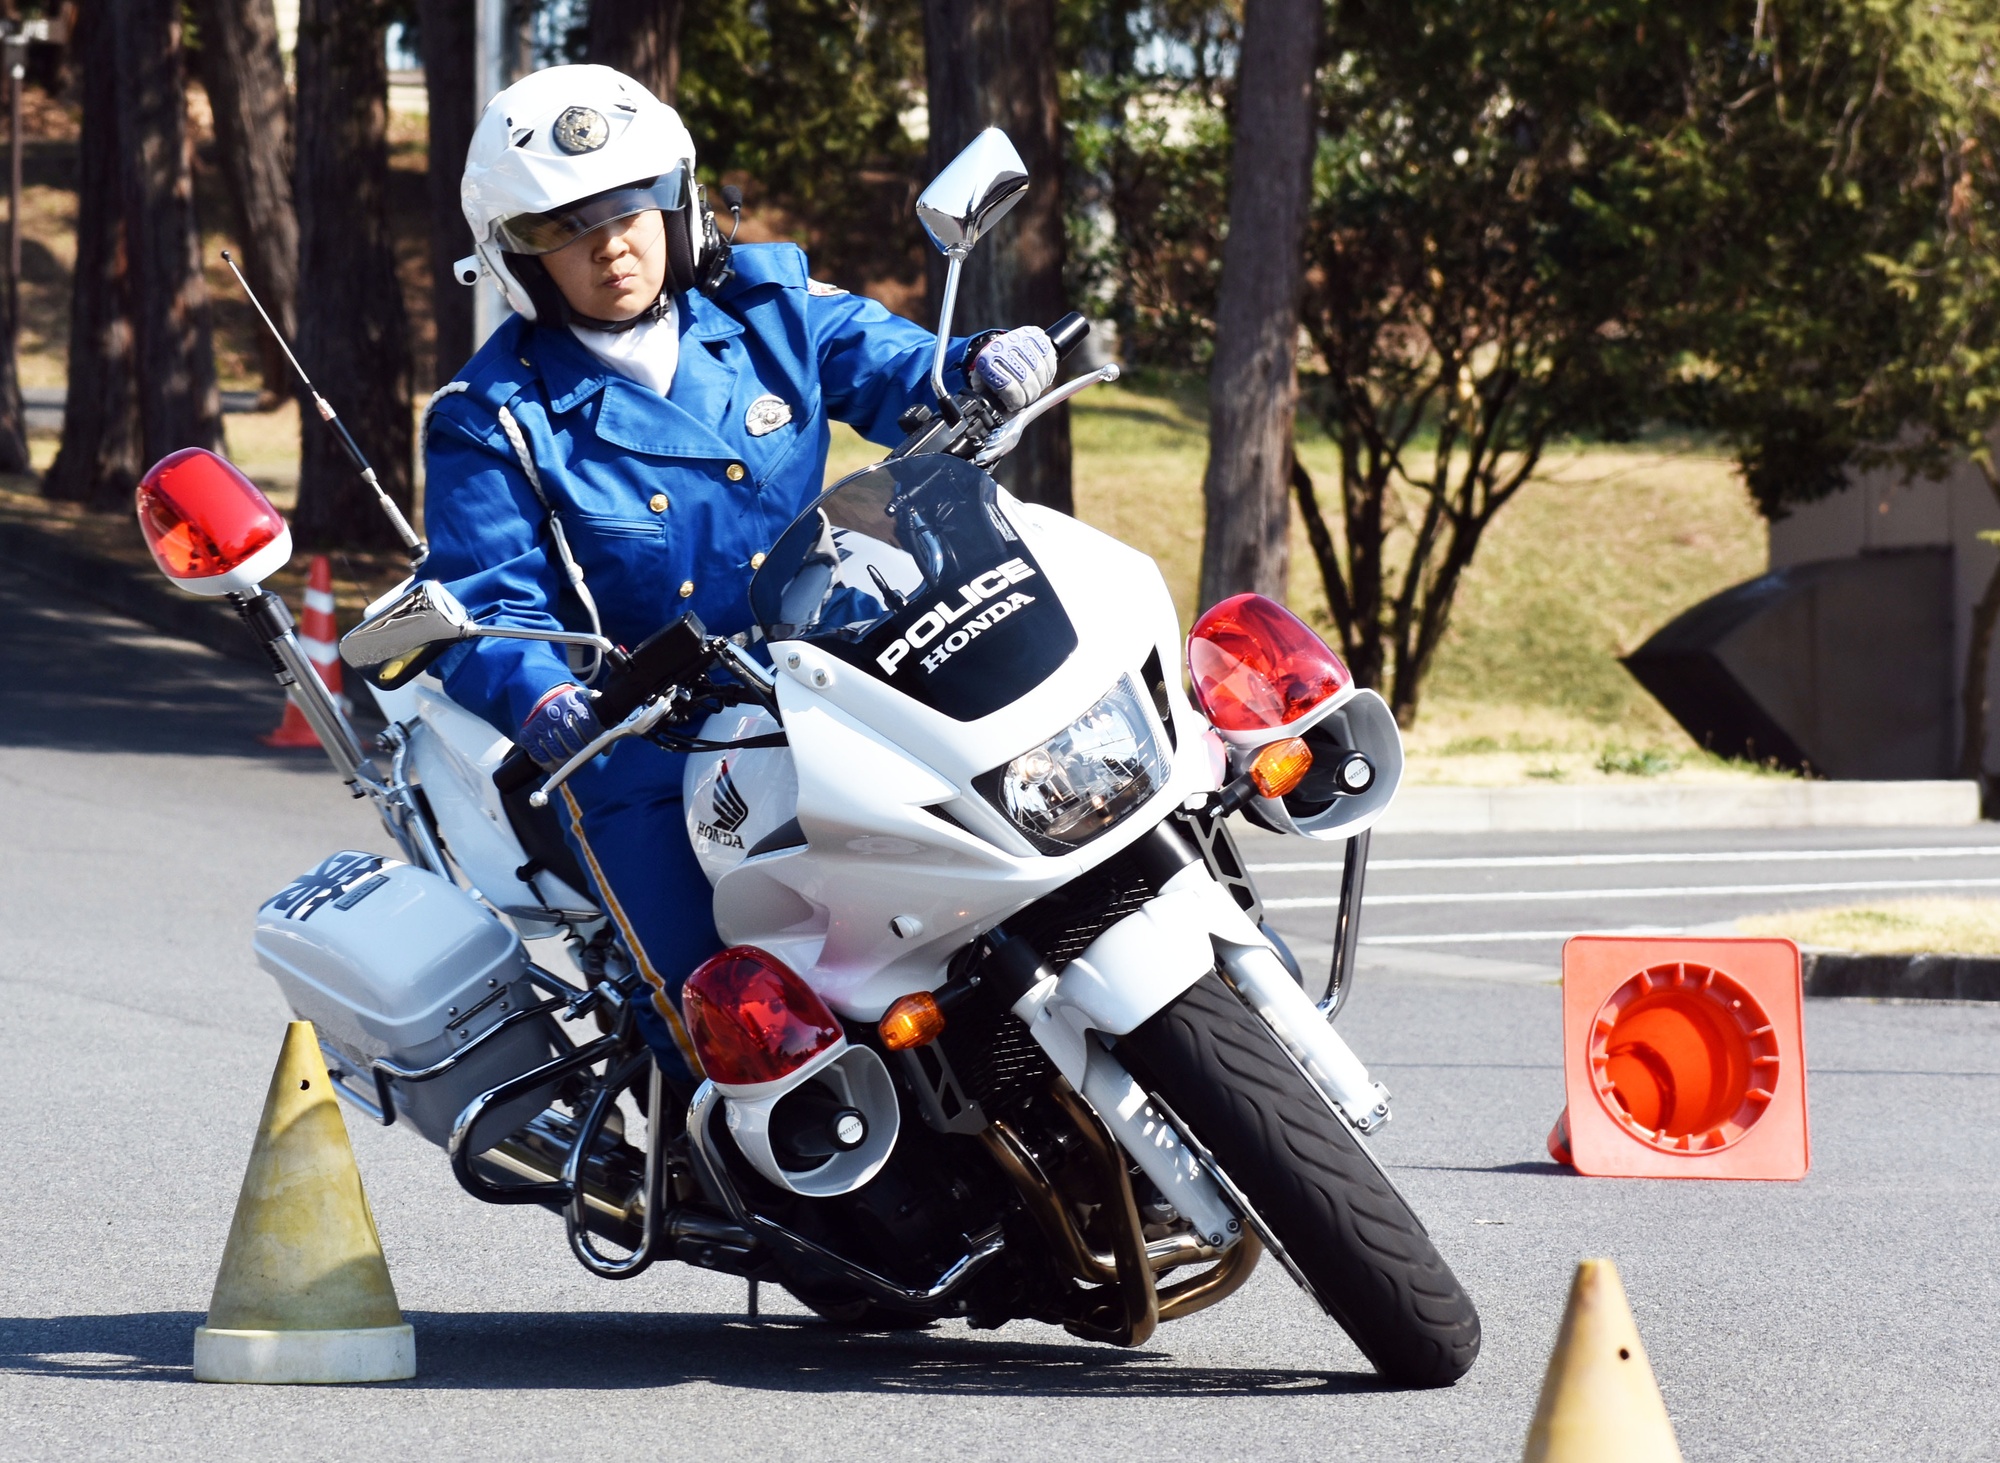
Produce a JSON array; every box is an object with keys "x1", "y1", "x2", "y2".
[
  {"x1": 917, "y1": 129, "x2": 1030, "y2": 412},
  {"x1": 341, "y1": 577, "x2": 619, "y2": 690},
  {"x1": 916, "y1": 128, "x2": 1030, "y2": 258},
  {"x1": 339, "y1": 579, "x2": 473, "y2": 671}
]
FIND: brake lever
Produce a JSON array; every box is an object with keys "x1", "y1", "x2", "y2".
[
  {"x1": 710, "y1": 636, "x2": 777, "y2": 695},
  {"x1": 973, "y1": 364, "x2": 1121, "y2": 468},
  {"x1": 528, "y1": 697, "x2": 674, "y2": 809}
]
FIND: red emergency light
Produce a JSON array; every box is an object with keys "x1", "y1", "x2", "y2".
[
  {"x1": 135, "y1": 447, "x2": 291, "y2": 597},
  {"x1": 682, "y1": 946, "x2": 844, "y2": 1089},
  {"x1": 1187, "y1": 592, "x2": 1352, "y2": 739}
]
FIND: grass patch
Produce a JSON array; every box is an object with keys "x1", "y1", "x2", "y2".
[
  {"x1": 1595, "y1": 744, "x2": 1681, "y2": 778},
  {"x1": 32, "y1": 300, "x2": 1762, "y2": 774},
  {"x1": 1738, "y1": 899, "x2": 2000, "y2": 956},
  {"x1": 1391, "y1": 436, "x2": 1766, "y2": 736}
]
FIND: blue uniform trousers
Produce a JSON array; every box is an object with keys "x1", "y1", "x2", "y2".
[{"x1": 553, "y1": 736, "x2": 711, "y2": 1081}]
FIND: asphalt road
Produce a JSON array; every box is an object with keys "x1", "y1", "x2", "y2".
[
  {"x1": 1248, "y1": 823, "x2": 2000, "y2": 988},
  {"x1": 3, "y1": 561, "x2": 1998, "y2": 1461}
]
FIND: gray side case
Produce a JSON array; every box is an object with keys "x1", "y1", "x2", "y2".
[{"x1": 253, "y1": 852, "x2": 555, "y2": 1145}]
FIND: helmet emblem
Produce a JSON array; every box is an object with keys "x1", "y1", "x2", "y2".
[{"x1": 552, "y1": 106, "x2": 609, "y2": 155}]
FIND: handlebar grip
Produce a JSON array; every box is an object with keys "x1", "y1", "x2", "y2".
[
  {"x1": 492, "y1": 612, "x2": 714, "y2": 800},
  {"x1": 495, "y1": 747, "x2": 542, "y2": 794},
  {"x1": 1046, "y1": 312, "x2": 1090, "y2": 360}
]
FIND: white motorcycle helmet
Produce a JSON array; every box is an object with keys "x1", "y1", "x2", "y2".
[{"x1": 460, "y1": 64, "x2": 732, "y2": 325}]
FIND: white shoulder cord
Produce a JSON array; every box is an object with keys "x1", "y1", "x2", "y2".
[
  {"x1": 496, "y1": 403, "x2": 605, "y2": 685},
  {"x1": 419, "y1": 379, "x2": 469, "y2": 459}
]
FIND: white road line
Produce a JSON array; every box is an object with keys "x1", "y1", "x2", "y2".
[
  {"x1": 1249, "y1": 845, "x2": 2000, "y2": 874},
  {"x1": 1260, "y1": 876, "x2": 2000, "y2": 910},
  {"x1": 1361, "y1": 928, "x2": 1678, "y2": 945}
]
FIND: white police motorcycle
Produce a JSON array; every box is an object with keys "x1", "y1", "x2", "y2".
[{"x1": 137, "y1": 131, "x2": 1478, "y2": 1384}]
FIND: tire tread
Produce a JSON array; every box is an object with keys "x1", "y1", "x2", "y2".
[{"x1": 1121, "y1": 973, "x2": 1480, "y2": 1385}]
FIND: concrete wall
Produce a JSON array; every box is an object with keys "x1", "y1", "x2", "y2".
[{"x1": 1767, "y1": 446, "x2": 2000, "y2": 773}]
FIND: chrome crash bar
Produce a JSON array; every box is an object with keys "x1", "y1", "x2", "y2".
[{"x1": 687, "y1": 1082, "x2": 1007, "y2": 1309}]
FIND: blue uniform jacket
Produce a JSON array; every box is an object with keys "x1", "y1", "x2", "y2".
[{"x1": 422, "y1": 243, "x2": 968, "y2": 737}]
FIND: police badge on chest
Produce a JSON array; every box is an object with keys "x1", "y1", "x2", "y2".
[{"x1": 745, "y1": 394, "x2": 792, "y2": 437}]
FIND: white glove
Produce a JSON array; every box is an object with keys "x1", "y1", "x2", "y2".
[{"x1": 972, "y1": 326, "x2": 1059, "y2": 413}]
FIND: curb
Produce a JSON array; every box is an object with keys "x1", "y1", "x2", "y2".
[
  {"x1": 1801, "y1": 949, "x2": 2000, "y2": 1001},
  {"x1": 1378, "y1": 780, "x2": 1982, "y2": 833},
  {"x1": 0, "y1": 515, "x2": 267, "y2": 668}
]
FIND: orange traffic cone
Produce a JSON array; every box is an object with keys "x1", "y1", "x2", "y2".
[
  {"x1": 262, "y1": 554, "x2": 347, "y2": 748},
  {"x1": 1548, "y1": 936, "x2": 1810, "y2": 1181}
]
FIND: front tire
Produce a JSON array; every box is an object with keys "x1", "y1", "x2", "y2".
[{"x1": 1119, "y1": 973, "x2": 1480, "y2": 1386}]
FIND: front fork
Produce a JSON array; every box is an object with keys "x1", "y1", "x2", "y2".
[
  {"x1": 228, "y1": 587, "x2": 448, "y2": 877},
  {"x1": 1008, "y1": 855, "x2": 1394, "y2": 1238}
]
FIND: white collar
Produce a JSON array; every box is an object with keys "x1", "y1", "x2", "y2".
[{"x1": 569, "y1": 297, "x2": 680, "y2": 396}]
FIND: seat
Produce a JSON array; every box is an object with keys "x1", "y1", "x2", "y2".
[{"x1": 496, "y1": 772, "x2": 598, "y2": 911}]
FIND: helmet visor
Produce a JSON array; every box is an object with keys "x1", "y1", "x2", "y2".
[{"x1": 495, "y1": 169, "x2": 689, "y2": 255}]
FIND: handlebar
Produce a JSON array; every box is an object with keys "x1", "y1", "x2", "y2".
[
  {"x1": 972, "y1": 361, "x2": 1120, "y2": 468},
  {"x1": 493, "y1": 613, "x2": 713, "y2": 795},
  {"x1": 1046, "y1": 311, "x2": 1090, "y2": 360}
]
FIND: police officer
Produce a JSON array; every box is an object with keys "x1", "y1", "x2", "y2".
[{"x1": 422, "y1": 65, "x2": 1058, "y2": 1075}]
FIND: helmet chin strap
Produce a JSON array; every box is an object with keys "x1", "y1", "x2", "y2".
[{"x1": 567, "y1": 286, "x2": 673, "y2": 334}]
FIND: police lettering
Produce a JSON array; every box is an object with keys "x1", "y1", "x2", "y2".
[{"x1": 877, "y1": 559, "x2": 1037, "y2": 676}]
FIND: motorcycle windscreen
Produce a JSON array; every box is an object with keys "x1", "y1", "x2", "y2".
[{"x1": 750, "y1": 455, "x2": 1077, "y2": 721}]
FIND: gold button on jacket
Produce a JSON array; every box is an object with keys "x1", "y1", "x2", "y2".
[
  {"x1": 725, "y1": 463, "x2": 746, "y2": 482},
  {"x1": 648, "y1": 492, "x2": 669, "y2": 513}
]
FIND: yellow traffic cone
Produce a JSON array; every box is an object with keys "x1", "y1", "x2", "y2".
[
  {"x1": 193, "y1": 1021, "x2": 415, "y2": 1383},
  {"x1": 1523, "y1": 1259, "x2": 1683, "y2": 1462}
]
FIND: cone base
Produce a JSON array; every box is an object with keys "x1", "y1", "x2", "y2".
[
  {"x1": 193, "y1": 1323, "x2": 415, "y2": 1384},
  {"x1": 259, "y1": 709, "x2": 322, "y2": 748}
]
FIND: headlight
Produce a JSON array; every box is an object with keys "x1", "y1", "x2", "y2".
[{"x1": 982, "y1": 676, "x2": 1169, "y2": 850}]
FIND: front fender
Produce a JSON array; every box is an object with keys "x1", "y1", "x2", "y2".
[
  {"x1": 1012, "y1": 862, "x2": 1260, "y2": 1085},
  {"x1": 1014, "y1": 860, "x2": 1391, "y2": 1134}
]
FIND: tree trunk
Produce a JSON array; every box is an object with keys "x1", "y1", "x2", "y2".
[
  {"x1": 588, "y1": 0, "x2": 682, "y2": 105},
  {"x1": 44, "y1": 0, "x2": 142, "y2": 508},
  {"x1": 1195, "y1": 0, "x2": 1320, "y2": 609},
  {"x1": 1962, "y1": 558, "x2": 2000, "y2": 789},
  {"x1": 111, "y1": 0, "x2": 224, "y2": 465},
  {"x1": 507, "y1": 0, "x2": 537, "y2": 82},
  {"x1": 419, "y1": 0, "x2": 477, "y2": 382},
  {"x1": 923, "y1": 0, "x2": 1071, "y2": 513},
  {"x1": 189, "y1": 0, "x2": 297, "y2": 404},
  {"x1": 0, "y1": 55, "x2": 30, "y2": 474},
  {"x1": 292, "y1": 0, "x2": 413, "y2": 549},
  {"x1": 1960, "y1": 471, "x2": 2000, "y2": 796}
]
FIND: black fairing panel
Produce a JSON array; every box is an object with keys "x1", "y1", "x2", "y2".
[{"x1": 749, "y1": 455, "x2": 1078, "y2": 722}]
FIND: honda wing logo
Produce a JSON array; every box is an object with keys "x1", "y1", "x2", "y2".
[
  {"x1": 712, "y1": 764, "x2": 750, "y2": 832},
  {"x1": 697, "y1": 763, "x2": 750, "y2": 849},
  {"x1": 876, "y1": 558, "x2": 1039, "y2": 677}
]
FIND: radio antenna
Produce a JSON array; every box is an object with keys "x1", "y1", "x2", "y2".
[{"x1": 220, "y1": 250, "x2": 427, "y2": 566}]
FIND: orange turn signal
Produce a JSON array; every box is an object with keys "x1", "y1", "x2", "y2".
[
  {"x1": 879, "y1": 991, "x2": 946, "y2": 1051},
  {"x1": 1248, "y1": 736, "x2": 1314, "y2": 798}
]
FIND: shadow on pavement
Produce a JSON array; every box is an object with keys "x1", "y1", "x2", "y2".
[
  {"x1": 0, "y1": 562, "x2": 330, "y2": 761},
  {"x1": 0, "y1": 1310, "x2": 1384, "y2": 1397},
  {"x1": 0, "y1": 1312, "x2": 201, "y2": 1384},
  {"x1": 1392, "y1": 1160, "x2": 1574, "y2": 1177}
]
